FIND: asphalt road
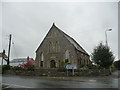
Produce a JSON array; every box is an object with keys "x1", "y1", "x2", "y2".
[{"x1": 1, "y1": 71, "x2": 120, "y2": 89}]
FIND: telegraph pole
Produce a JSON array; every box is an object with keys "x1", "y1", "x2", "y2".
[{"x1": 7, "y1": 34, "x2": 12, "y2": 65}]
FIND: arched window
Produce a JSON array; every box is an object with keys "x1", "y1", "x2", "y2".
[
  {"x1": 40, "y1": 53, "x2": 44, "y2": 67},
  {"x1": 65, "y1": 50, "x2": 69, "y2": 59},
  {"x1": 55, "y1": 41, "x2": 58, "y2": 52},
  {"x1": 40, "y1": 61, "x2": 43, "y2": 67},
  {"x1": 65, "y1": 50, "x2": 69, "y2": 63},
  {"x1": 58, "y1": 41, "x2": 60, "y2": 52},
  {"x1": 55, "y1": 41, "x2": 60, "y2": 52},
  {"x1": 41, "y1": 53, "x2": 44, "y2": 61},
  {"x1": 48, "y1": 41, "x2": 60, "y2": 53},
  {"x1": 52, "y1": 42, "x2": 55, "y2": 52},
  {"x1": 49, "y1": 42, "x2": 52, "y2": 52}
]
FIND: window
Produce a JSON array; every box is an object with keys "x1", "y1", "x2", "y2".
[
  {"x1": 49, "y1": 42, "x2": 52, "y2": 52},
  {"x1": 41, "y1": 53, "x2": 44, "y2": 61},
  {"x1": 65, "y1": 50, "x2": 69, "y2": 59},
  {"x1": 49, "y1": 41, "x2": 60, "y2": 53},
  {"x1": 65, "y1": 59, "x2": 69, "y2": 63},
  {"x1": 39, "y1": 53, "x2": 44, "y2": 67},
  {"x1": 65, "y1": 50, "x2": 69, "y2": 63},
  {"x1": 55, "y1": 41, "x2": 60, "y2": 52},
  {"x1": 40, "y1": 61, "x2": 43, "y2": 67},
  {"x1": 55, "y1": 41, "x2": 58, "y2": 52}
]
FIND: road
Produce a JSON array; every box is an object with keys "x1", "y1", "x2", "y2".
[{"x1": 1, "y1": 71, "x2": 120, "y2": 89}]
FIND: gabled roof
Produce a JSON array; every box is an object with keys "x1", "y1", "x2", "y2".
[{"x1": 36, "y1": 23, "x2": 89, "y2": 56}]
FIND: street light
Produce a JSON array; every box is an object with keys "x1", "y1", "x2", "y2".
[
  {"x1": 105, "y1": 29, "x2": 112, "y2": 46},
  {"x1": 105, "y1": 29, "x2": 112, "y2": 74}
]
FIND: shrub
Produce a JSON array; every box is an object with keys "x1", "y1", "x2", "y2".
[
  {"x1": 12, "y1": 66, "x2": 22, "y2": 70},
  {"x1": 80, "y1": 66, "x2": 89, "y2": 70},
  {"x1": 2, "y1": 65, "x2": 11, "y2": 73},
  {"x1": 27, "y1": 65, "x2": 35, "y2": 71},
  {"x1": 113, "y1": 60, "x2": 120, "y2": 70},
  {"x1": 83, "y1": 64, "x2": 103, "y2": 69},
  {"x1": 19, "y1": 60, "x2": 35, "y2": 71},
  {"x1": 57, "y1": 68, "x2": 66, "y2": 72}
]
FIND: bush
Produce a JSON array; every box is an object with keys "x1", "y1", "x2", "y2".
[
  {"x1": 26, "y1": 65, "x2": 35, "y2": 71},
  {"x1": 57, "y1": 68, "x2": 66, "y2": 72},
  {"x1": 11, "y1": 66, "x2": 22, "y2": 70},
  {"x1": 84, "y1": 64, "x2": 104, "y2": 69},
  {"x1": 2, "y1": 65, "x2": 11, "y2": 73},
  {"x1": 113, "y1": 60, "x2": 120, "y2": 70},
  {"x1": 80, "y1": 65, "x2": 89, "y2": 70},
  {"x1": 19, "y1": 60, "x2": 35, "y2": 71}
]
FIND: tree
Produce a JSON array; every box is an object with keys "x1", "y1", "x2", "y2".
[
  {"x1": 91, "y1": 43, "x2": 114, "y2": 69},
  {"x1": 113, "y1": 60, "x2": 120, "y2": 70}
]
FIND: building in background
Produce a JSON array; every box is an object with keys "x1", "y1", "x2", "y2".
[
  {"x1": 35, "y1": 23, "x2": 91, "y2": 68},
  {"x1": 10, "y1": 57, "x2": 34, "y2": 66}
]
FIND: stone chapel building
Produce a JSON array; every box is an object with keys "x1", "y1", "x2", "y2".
[{"x1": 35, "y1": 23, "x2": 91, "y2": 68}]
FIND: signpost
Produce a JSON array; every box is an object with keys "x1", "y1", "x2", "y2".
[{"x1": 66, "y1": 64, "x2": 77, "y2": 76}]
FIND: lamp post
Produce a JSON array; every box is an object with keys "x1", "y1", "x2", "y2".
[
  {"x1": 105, "y1": 29, "x2": 112, "y2": 46},
  {"x1": 105, "y1": 29, "x2": 112, "y2": 74}
]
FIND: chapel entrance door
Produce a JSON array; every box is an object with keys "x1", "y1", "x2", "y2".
[{"x1": 50, "y1": 60, "x2": 56, "y2": 68}]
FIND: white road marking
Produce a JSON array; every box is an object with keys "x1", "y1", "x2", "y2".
[{"x1": 2, "y1": 82, "x2": 32, "y2": 88}]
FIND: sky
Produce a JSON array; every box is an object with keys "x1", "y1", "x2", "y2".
[{"x1": 0, "y1": 1, "x2": 118, "y2": 61}]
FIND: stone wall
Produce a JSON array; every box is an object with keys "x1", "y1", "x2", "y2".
[{"x1": 3, "y1": 69, "x2": 111, "y2": 77}]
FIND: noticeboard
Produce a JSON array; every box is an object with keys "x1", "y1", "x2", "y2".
[{"x1": 65, "y1": 64, "x2": 77, "y2": 69}]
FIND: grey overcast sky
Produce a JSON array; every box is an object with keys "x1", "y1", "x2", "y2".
[{"x1": 1, "y1": 2, "x2": 118, "y2": 60}]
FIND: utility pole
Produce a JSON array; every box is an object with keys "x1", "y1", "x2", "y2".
[
  {"x1": 7, "y1": 34, "x2": 12, "y2": 65},
  {"x1": 105, "y1": 29, "x2": 112, "y2": 74}
]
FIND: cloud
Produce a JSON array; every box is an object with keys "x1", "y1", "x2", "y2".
[{"x1": 2, "y1": 2, "x2": 118, "y2": 60}]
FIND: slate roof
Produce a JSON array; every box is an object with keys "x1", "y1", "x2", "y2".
[
  {"x1": 53, "y1": 24, "x2": 89, "y2": 56},
  {"x1": 63, "y1": 32, "x2": 88, "y2": 55},
  {"x1": 36, "y1": 23, "x2": 89, "y2": 56}
]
